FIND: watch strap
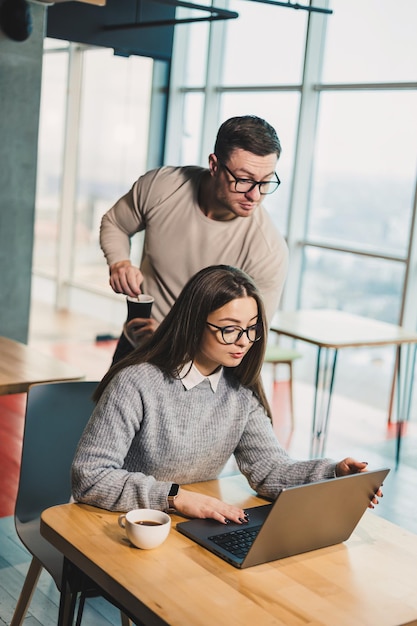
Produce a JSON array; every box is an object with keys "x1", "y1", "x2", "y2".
[{"x1": 167, "y1": 483, "x2": 180, "y2": 511}]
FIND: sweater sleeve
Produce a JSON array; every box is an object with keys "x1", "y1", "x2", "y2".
[
  {"x1": 71, "y1": 370, "x2": 172, "y2": 512},
  {"x1": 99, "y1": 168, "x2": 160, "y2": 268},
  {"x1": 233, "y1": 392, "x2": 337, "y2": 498}
]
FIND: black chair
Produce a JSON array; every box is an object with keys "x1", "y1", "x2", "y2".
[{"x1": 10, "y1": 380, "x2": 131, "y2": 626}]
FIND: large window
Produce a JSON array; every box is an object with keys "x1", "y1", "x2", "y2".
[
  {"x1": 321, "y1": 0, "x2": 417, "y2": 83},
  {"x1": 221, "y1": 0, "x2": 307, "y2": 86},
  {"x1": 166, "y1": 0, "x2": 417, "y2": 412},
  {"x1": 34, "y1": 42, "x2": 154, "y2": 302},
  {"x1": 307, "y1": 91, "x2": 417, "y2": 258},
  {"x1": 73, "y1": 48, "x2": 153, "y2": 292},
  {"x1": 34, "y1": 2, "x2": 417, "y2": 415},
  {"x1": 167, "y1": 0, "x2": 307, "y2": 233}
]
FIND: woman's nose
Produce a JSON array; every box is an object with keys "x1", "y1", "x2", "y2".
[{"x1": 235, "y1": 331, "x2": 250, "y2": 346}]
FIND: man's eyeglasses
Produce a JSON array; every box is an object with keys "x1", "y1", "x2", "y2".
[
  {"x1": 206, "y1": 322, "x2": 262, "y2": 344},
  {"x1": 217, "y1": 159, "x2": 280, "y2": 195}
]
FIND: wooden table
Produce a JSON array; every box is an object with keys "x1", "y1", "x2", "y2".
[
  {"x1": 40, "y1": 474, "x2": 417, "y2": 626},
  {"x1": 0, "y1": 336, "x2": 84, "y2": 395},
  {"x1": 271, "y1": 309, "x2": 417, "y2": 463}
]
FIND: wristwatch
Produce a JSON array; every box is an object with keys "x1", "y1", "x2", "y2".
[{"x1": 167, "y1": 483, "x2": 180, "y2": 512}]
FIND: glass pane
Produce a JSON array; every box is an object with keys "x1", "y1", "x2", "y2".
[
  {"x1": 307, "y1": 91, "x2": 417, "y2": 257},
  {"x1": 34, "y1": 46, "x2": 68, "y2": 277},
  {"x1": 297, "y1": 247, "x2": 404, "y2": 410},
  {"x1": 73, "y1": 50, "x2": 153, "y2": 291},
  {"x1": 323, "y1": 0, "x2": 417, "y2": 83},
  {"x1": 222, "y1": 0, "x2": 307, "y2": 86},
  {"x1": 182, "y1": 22, "x2": 209, "y2": 87},
  {"x1": 300, "y1": 247, "x2": 404, "y2": 325},
  {"x1": 179, "y1": 92, "x2": 205, "y2": 164},
  {"x1": 220, "y1": 91, "x2": 300, "y2": 236}
]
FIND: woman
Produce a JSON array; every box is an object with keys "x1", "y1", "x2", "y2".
[{"x1": 72, "y1": 265, "x2": 376, "y2": 524}]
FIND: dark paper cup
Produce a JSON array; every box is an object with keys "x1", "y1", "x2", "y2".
[{"x1": 126, "y1": 295, "x2": 154, "y2": 321}]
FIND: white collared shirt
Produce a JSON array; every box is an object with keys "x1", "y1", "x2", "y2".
[{"x1": 179, "y1": 362, "x2": 223, "y2": 392}]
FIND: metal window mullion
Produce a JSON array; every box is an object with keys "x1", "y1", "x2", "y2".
[
  {"x1": 300, "y1": 240, "x2": 407, "y2": 264},
  {"x1": 387, "y1": 169, "x2": 417, "y2": 435},
  {"x1": 199, "y1": 0, "x2": 229, "y2": 165},
  {"x1": 147, "y1": 60, "x2": 171, "y2": 169},
  {"x1": 399, "y1": 169, "x2": 417, "y2": 330},
  {"x1": 164, "y1": 9, "x2": 192, "y2": 165},
  {"x1": 315, "y1": 82, "x2": 417, "y2": 91},
  {"x1": 281, "y1": 0, "x2": 330, "y2": 311},
  {"x1": 56, "y1": 43, "x2": 83, "y2": 310}
]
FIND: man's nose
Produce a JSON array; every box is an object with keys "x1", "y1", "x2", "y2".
[{"x1": 244, "y1": 184, "x2": 261, "y2": 201}]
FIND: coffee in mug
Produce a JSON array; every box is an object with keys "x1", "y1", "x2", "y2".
[{"x1": 118, "y1": 508, "x2": 170, "y2": 549}]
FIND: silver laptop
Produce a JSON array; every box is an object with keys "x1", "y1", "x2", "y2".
[{"x1": 176, "y1": 468, "x2": 390, "y2": 569}]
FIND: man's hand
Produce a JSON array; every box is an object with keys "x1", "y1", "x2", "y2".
[{"x1": 109, "y1": 260, "x2": 143, "y2": 297}]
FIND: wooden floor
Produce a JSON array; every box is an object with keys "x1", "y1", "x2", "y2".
[
  {"x1": 0, "y1": 513, "x2": 124, "y2": 626},
  {"x1": 1, "y1": 300, "x2": 417, "y2": 625}
]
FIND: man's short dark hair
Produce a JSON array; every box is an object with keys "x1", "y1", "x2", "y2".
[{"x1": 214, "y1": 115, "x2": 282, "y2": 162}]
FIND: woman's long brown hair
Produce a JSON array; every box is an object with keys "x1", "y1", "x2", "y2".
[{"x1": 93, "y1": 265, "x2": 272, "y2": 419}]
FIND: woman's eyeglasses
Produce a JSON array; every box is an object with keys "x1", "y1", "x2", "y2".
[{"x1": 206, "y1": 322, "x2": 262, "y2": 344}]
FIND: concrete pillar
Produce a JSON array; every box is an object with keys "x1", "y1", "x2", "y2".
[{"x1": 0, "y1": 2, "x2": 45, "y2": 342}]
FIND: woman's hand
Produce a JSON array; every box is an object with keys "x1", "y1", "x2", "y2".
[
  {"x1": 124, "y1": 318, "x2": 159, "y2": 347},
  {"x1": 173, "y1": 489, "x2": 249, "y2": 524},
  {"x1": 336, "y1": 457, "x2": 383, "y2": 508},
  {"x1": 335, "y1": 457, "x2": 368, "y2": 477}
]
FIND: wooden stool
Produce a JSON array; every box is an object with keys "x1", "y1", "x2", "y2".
[{"x1": 263, "y1": 345, "x2": 302, "y2": 430}]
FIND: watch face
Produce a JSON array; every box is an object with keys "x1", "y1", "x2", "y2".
[{"x1": 169, "y1": 483, "x2": 180, "y2": 497}]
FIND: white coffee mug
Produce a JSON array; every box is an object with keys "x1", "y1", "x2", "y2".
[{"x1": 118, "y1": 508, "x2": 171, "y2": 549}]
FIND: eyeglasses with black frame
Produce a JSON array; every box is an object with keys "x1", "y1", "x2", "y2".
[
  {"x1": 206, "y1": 321, "x2": 263, "y2": 344},
  {"x1": 217, "y1": 158, "x2": 281, "y2": 195}
]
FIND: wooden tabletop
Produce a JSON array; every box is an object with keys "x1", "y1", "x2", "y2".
[
  {"x1": 0, "y1": 336, "x2": 84, "y2": 395},
  {"x1": 271, "y1": 309, "x2": 417, "y2": 349},
  {"x1": 41, "y1": 474, "x2": 417, "y2": 626}
]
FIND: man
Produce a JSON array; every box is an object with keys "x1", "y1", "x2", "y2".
[{"x1": 100, "y1": 115, "x2": 289, "y2": 363}]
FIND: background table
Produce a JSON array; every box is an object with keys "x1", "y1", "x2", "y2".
[
  {"x1": 41, "y1": 474, "x2": 417, "y2": 626},
  {"x1": 0, "y1": 336, "x2": 84, "y2": 395},
  {"x1": 271, "y1": 309, "x2": 417, "y2": 463}
]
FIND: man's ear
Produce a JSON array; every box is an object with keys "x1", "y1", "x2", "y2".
[{"x1": 208, "y1": 153, "x2": 219, "y2": 176}]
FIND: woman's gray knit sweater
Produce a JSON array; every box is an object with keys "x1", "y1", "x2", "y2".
[{"x1": 71, "y1": 363, "x2": 336, "y2": 512}]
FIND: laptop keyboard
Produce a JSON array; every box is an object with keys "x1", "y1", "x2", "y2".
[{"x1": 209, "y1": 525, "x2": 262, "y2": 559}]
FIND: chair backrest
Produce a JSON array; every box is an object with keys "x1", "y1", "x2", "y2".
[{"x1": 15, "y1": 380, "x2": 98, "y2": 524}]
